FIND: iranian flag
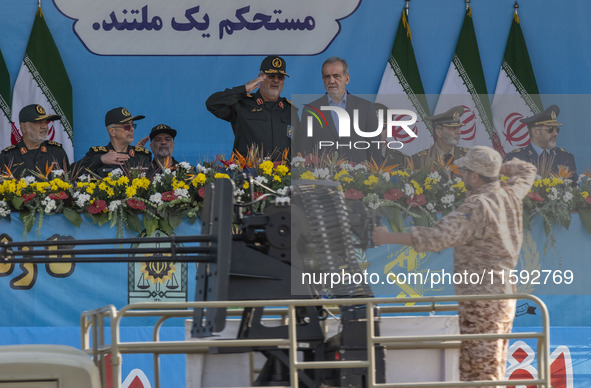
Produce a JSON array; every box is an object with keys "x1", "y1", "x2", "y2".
[
  {"x1": 433, "y1": 6, "x2": 501, "y2": 152},
  {"x1": 0, "y1": 49, "x2": 11, "y2": 152},
  {"x1": 491, "y1": 9, "x2": 542, "y2": 154},
  {"x1": 11, "y1": 6, "x2": 73, "y2": 161},
  {"x1": 375, "y1": 7, "x2": 432, "y2": 156}
]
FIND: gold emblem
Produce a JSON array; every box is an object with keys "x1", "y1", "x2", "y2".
[
  {"x1": 272, "y1": 58, "x2": 282, "y2": 68},
  {"x1": 20, "y1": 147, "x2": 27, "y2": 154},
  {"x1": 36, "y1": 105, "x2": 46, "y2": 115},
  {"x1": 279, "y1": 101, "x2": 284, "y2": 109},
  {"x1": 256, "y1": 98, "x2": 263, "y2": 105},
  {"x1": 453, "y1": 111, "x2": 460, "y2": 121},
  {"x1": 156, "y1": 124, "x2": 167, "y2": 130},
  {"x1": 41, "y1": 146, "x2": 47, "y2": 153},
  {"x1": 551, "y1": 111, "x2": 556, "y2": 120},
  {"x1": 122, "y1": 108, "x2": 131, "y2": 117}
]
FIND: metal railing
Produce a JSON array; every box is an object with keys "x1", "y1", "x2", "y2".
[{"x1": 81, "y1": 293, "x2": 550, "y2": 388}]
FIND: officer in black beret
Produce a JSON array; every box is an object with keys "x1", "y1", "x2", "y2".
[
  {"x1": 504, "y1": 105, "x2": 577, "y2": 179},
  {"x1": 0, "y1": 104, "x2": 69, "y2": 178},
  {"x1": 410, "y1": 105, "x2": 468, "y2": 179},
  {"x1": 206, "y1": 55, "x2": 299, "y2": 161},
  {"x1": 147, "y1": 124, "x2": 180, "y2": 175},
  {"x1": 71, "y1": 107, "x2": 151, "y2": 178}
]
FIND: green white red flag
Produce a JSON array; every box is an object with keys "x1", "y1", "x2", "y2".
[
  {"x1": 491, "y1": 9, "x2": 543, "y2": 155},
  {"x1": 0, "y1": 48, "x2": 12, "y2": 152},
  {"x1": 433, "y1": 6, "x2": 502, "y2": 152},
  {"x1": 11, "y1": 6, "x2": 73, "y2": 161},
  {"x1": 375, "y1": 7, "x2": 432, "y2": 156}
]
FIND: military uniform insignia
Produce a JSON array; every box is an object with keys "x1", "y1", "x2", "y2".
[
  {"x1": 251, "y1": 108, "x2": 262, "y2": 112},
  {"x1": 91, "y1": 146, "x2": 108, "y2": 153},
  {"x1": 20, "y1": 147, "x2": 27, "y2": 155},
  {"x1": 453, "y1": 111, "x2": 460, "y2": 121},
  {"x1": 129, "y1": 149, "x2": 135, "y2": 157},
  {"x1": 287, "y1": 125, "x2": 293, "y2": 138},
  {"x1": 279, "y1": 101, "x2": 284, "y2": 109},
  {"x1": 272, "y1": 57, "x2": 283, "y2": 68},
  {"x1": 47, "y1": 141, "x2": 63, "y2": 148},
  {"x1": 122, "y1": 108, "x2": 131, "y2": 117},
  {"x1": 551, "y1": 111, "x2": 556, "y2": 120},
  {"x1": 36, "y1": 105, "x2": 46, "y2": 115},
  {"x1": 41, "y1": 146, "x2": 47, "y2": 153},
  {"x1": 256, "y1": 98, "x2": 263, "y2": 105},
  {"x1": 2, "y1": 144, "x2": 16, "y2": 152},
  {"x1": 134, "y1": 146, "x2": 150, "y2": 154}
]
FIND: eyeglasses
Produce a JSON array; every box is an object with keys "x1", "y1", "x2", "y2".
[
  {"x1": 266, "y1": 74, "x2": 285, "y2": 80},
  {"x1": 113, "y1": 123, "x2": 137, "y2": 131},
  {"x1": 545, "y1": 126, "x2": 560, "y2": 134}
]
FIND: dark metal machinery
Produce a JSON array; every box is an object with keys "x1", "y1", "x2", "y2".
[{"x1": 0, "y1": 178, "x2": 385, "y2": 387}]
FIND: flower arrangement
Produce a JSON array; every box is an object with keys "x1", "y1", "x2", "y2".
[{"x1": 0, "y1": 149, "x2": 589, "y2": 239}]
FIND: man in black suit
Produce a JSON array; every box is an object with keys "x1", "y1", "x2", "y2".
[
  {"x1": 299, "y1": 57, "x2": 381, "y2": 163},
  {"x1": 504, "y1": 105, "x2": 577, "y2": 179}
]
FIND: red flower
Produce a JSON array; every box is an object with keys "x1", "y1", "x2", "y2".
[
  {"x1": 126, "y1": 198, "x2": 146, "y2": 210},
  {"x1": 198, "y1": 187, "x2": 206, "y2": 198},
  {"x1": 527, "y1": 192, "x2": 545, "y2": 202},
  {"x1": 48, "y1": 191, "x2": 68, "y2": 200},
  {"x1": 162, "y1": 191, "x2": 179, "y2": 202},
  {"x1": 254, "y1": 191, "x2": 264, "y2": 200},
  {"x1": 344, "y1": 188, "x2": 364, "y2": 200},
  {"x1": 88, "y1": 199, "x2": 107, "y2": 214},
  {"x1": 22, "y1": 193, "x2": 36, "y2": 202},
  {"x1": 586, "y1": 196, "x2": 591, "y2": 206},
  {"x1": 383, "y1": 188, "x2": 403, "y2": 202},
  {"x1": 406, "y1": 194, "x2": 427, "y2": 207}
]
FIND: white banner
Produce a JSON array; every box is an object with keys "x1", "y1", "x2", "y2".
[{"x1": 54, "y1": 0, "x2": 361, "y2": 55}]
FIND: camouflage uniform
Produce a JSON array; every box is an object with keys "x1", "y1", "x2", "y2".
[{"x1": 409, "y1": 158, "x2": 537, "y2": 385}]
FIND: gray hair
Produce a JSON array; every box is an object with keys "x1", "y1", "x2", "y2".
[{"x1": 322, "y1": 57, "x2": 349, "y2": 75}]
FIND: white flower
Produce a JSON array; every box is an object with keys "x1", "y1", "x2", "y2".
[
  {"x1": 363, "y1": 193, "x2": 382, "y2": 210},
  {"x1": 74, "y1": 192, "x2": 91, "y2": 208},
  {"x1": 152, "y1": 174, "x2": 162, "y2": 183},
  {"x1": 382, "y1": 172, "x2": 391, "y2": 181},
  {"x1": 353, "y1": 164, "x2": 368, "y2": 172},
  {"x1": 428, "y1": 171, "x2": 441, "y2": 181},
  {"x1": 234, "y1": 189, "x2": 245, "y2": 197},
  {"x1": 563, "y1": 179, "x2": 573, "y2": 186},
  {"x1": 547, "y1": 187, "x2": 559, "y2": 201},
  {"x1": 78, "y1": 174, "x2": 90, "y2": 182},
  {"x1": 178, "y1": 161, "x2": 192, "y2": 170},
  {"x1": 291, "y1": 156, "x2": 305, "y2": 167},
  {"x1": 42, "y1": 197, "x2": 57, "y2": 214},
  {"x1": 174, "y1": 188, "x2": 189, "y2": 199},
  {"x1": 227, "y1": 163, "x2": 240, "y2": 171},
  {"x1": 312, "y1": 168, "x2": 330, "y2": 179},
  {"x1": 196, "y1": 163, "x2": 210, "y2": 174},
  {"x1": 0, "y1": 201, "x2": 10, "y2": 217},
  {"x1": 163, "y1": 168, "x2": 172, "y2": 174},
  {"x1": 52, "y1": 169, "x2": 64, "y2": 177},
  {"x1": 24, "y1": 176, "x2": 36, "y2": 184},
  {"x1": 277, "y1": 187, "x2": 289, "y2": 196},
  {"x1": 110, "y1": 168, "x2": 123, "y2": 177},
  {"x1": 562, "y1": 191, "x2": 574, "y2": 203},
  {"x1": 108, "y1": 200, "x2": 122, "y2": 212},
  {"x1": 255, "y1": 176, "x2": 268, "y2": 184},
  {"x1": 426, "y1": 203, "x2": 436, "y2": 213},
  {"x1": 149, "y1": 193, "x2": 163, "y2": 205},
  {"x1": 340, "y1": 163, "x2": 354, "y2": 171},
  {"x1": 403, "y1": 183, "x2": 414, "y2": 196},
  {"x1": 441, "y1": 194, "x2": 455, "y2": 208}
]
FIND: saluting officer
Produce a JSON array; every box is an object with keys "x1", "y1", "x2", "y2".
[
  {"x1": 71, "y1": 107, "x2": 151, "y2": 178},
  {"x1": 504, "y1": 104, "x2": 577, "y2": 179},
  {"x1": 0, "y1": 104, "x2": 69, "y2": 178},
  {"x1": 411, "y1": 106, "x2": 468, "y2": 180},
  {"x1": 206, "y1": 55, "x2": 298, "y2": 161}
]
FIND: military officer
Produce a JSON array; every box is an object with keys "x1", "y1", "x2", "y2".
[
  {"x1": 206, "y1": 55, "x2": 298, "y2": 161},
  {"x1": 411, "y1": 106, "x2": 468, "y2": 180},
  {"x1": 0, "y1": 104, "x2": 69, "y2": 178},
  {"x1": 375, "y1": 102, "x2": 409, "y2": 168},
  {"x1": 71, "y1": 107, "x2": 151, "y2": 178},
  {"x1": 504, "y1": 104, "x2": 577, "y2": 179},
  {"x1": 147, "y1": 124, "x2": 181, "y2": 176}
]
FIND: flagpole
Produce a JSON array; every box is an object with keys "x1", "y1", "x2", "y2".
[
  {"x1": 405, "y1": 0, "x2": 409, "y2": 16},
  {"x1": 514, "y1": 1, "x2": 519, "y2": 15},
  {"x1": 465, "y1": 0, "x2": 470, "y2": 10}
]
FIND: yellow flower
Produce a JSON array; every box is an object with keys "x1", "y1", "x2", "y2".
[
  {"x1": 363, "y1": 175, "x2": 379, "y2": 186},
  {"x1": 116, "y1": 176, "x2": 129, "y2": 186},
  {"x1": 300, "y1": 171, "x2": 315, "y2": 180},
  {"x1": 392, "y1": 170, "x2": 410, "y2": 177},
  {"x1": 132, "y1": 177, "x2": 151, "y2": 190},
  {"x1": 452, "y1": 180, "x2": 466, "y2": 193},
  {"x1": 243, "y1": 181, "x2": 249, "y2": 189},
  {"x1": 500, "y1": 176, "x2": 509, "y2": 181},
  {"x1": 172, "y1": 178, "x2": 189, "y2": 190},
  {"x1": 191, "y1": 173, "x2": 207, "y2": 187},
  {"x1": 214, "y1": 173, "x2": 230, "y2": 179},
  {"x1": 411, "y1": 180, "x2": 423, "y2": 195},
  {"x1": 334, "y1": 170, "x2": 351, "y2": 181},
  {"x1": 274, "y1": 164, "x2": 289, "y2": 176},
  {"x1": 582, "y1": 191, "x2": 589, "y2": 199},
  {"x1": 126, "y1": 186, "x2": 137, "y2": 198},
  {"x1": 273, "y1": 175, "x2": 282, "y2": 182},
  {"x1": 259, "y1": 160, "x2": 274, "y2": 176},
  {"x1": 341, "y1": 176, "x2": 353, "y2": 183}
]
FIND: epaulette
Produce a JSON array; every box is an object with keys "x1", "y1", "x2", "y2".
[
  {"x1": 556, "y1": 147, "x2": 569, "y2": 153},
  {"x1": 134, "y1": 146, "x2": 151, "y2": 154},
  {"x1": 1, "y1": 144, "x2": 16, "y2": 153},
  {"x1": 507, "y1": 147, "x2": 523, "y2": 154},
  {"x1": 90, "y1": 146, "x2": 108, "y2": 153},
  {"x1": 414, "y1": 149, "x2": 428, "y2": 156},
  {"x1": 246, "y1": 93, "x2": 253, "y2": 98},
  {"x1": 458, "y1": 146, "x2": 468, "y2": 152},
  {"x1": 46, "y1": 140, "x2": 63, "y2": 148}
]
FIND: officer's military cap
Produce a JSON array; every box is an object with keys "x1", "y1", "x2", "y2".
[
  {"x1": 260, "y1": 56, "x2": 289, "y2": 77},
  {"x1": 105, "y1": 107, "x2": 145, "y2": 127},
  {"x1": 149, "y1": 124, "x2": 177, "y2": 140},
  {"x1": 19, "y1": 104, "x2": 60, "y2": 123},
  {"x1": 520, "y1": 105, "x2": 563, "y2": 127},
  {"x1": 426, "y1": 106, "x2": 465, "y2": 127}
]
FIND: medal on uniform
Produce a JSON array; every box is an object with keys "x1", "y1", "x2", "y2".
[{"x1": 286, "y1": 125, "x2": 293, "y2": 138}]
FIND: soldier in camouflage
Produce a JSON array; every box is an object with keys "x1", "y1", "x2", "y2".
[{"x1": 373, "y1": 146, "x2": 537, "y2": 386}]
